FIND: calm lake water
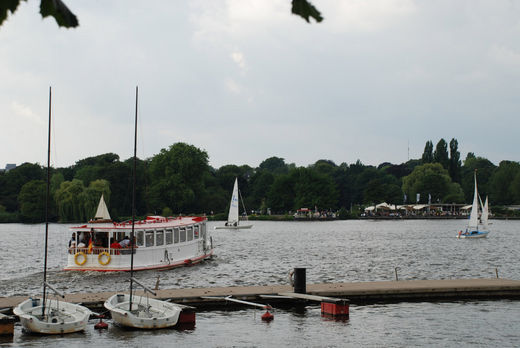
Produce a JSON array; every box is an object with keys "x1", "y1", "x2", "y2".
[{"x1": 1, "y1": 220, "x2": 519, "y2": 347}]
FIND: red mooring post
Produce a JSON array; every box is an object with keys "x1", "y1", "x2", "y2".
[
  {"x1": 321, "y1": 298, "x2": 350, "y2": 320},
  {"x1": 178, "y1": 309, "x2": 196, "y2": 325},
  {"x1": 0, "y1": 314, "x2": 15, "y2": 336}
]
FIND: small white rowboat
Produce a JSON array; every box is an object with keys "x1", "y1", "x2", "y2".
[
  {"x1": 14, "y1": 297, "x2": 91, "y2": 334},
  {"x1": 104, "y1": 292, "x2": 182, "y2": 329}
]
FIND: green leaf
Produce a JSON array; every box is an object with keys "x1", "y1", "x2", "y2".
[
  {"x1": 0, "y1": 0, "x2": 24, "y2": 27},
  {"x1": 40, "y1": 0, "x2": 78, "y2": 28},
  {"x1": 291, "y1": 0, "x2": 323, "y2": 23}
]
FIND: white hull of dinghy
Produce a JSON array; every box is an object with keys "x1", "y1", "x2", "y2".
[
  {"x1": 457, "y1": 231, "x2": 489, "y2": 239},
  {"x1": 104, "y1": 293, "x2": 182, "y2": 329},
  {"x1": 13, "y1": 298, "x2": 91, "y2": 334},
  {"x1": 214, "y1": 224, "x2": 253, "y2": 230}
]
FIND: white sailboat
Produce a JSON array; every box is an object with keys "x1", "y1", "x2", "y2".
[
  {"x1": 457, "y1": 171, "x2": 490, "y2": 239},
  {"x1": 91, "y1": 194, "x2": 111, "y2": 222},
  {"x1": 104, "y1": 87, "x2": 185, "y2": 329},
  {"x1": 14, "y1": 87, "x2": 91, "y2": 334},
  {"x1": 215, "y1": 178, "x2": 253, "y2": 229}
]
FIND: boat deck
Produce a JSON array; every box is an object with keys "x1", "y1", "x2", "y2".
[{"x1": 2, "y1": 278, "x2": 520, "y2": 313}]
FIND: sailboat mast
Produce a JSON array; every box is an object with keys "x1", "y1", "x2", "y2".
[
  {"x1": 129, "y1": 86, "x2": 138, "y2": 311},
  {"x1": 42, "y1": 86, "x2": 52, "y2": 316}
]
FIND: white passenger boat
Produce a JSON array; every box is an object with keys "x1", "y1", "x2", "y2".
[{"x1": 65, "y1": 211, "x2": 213, "y2": 272}]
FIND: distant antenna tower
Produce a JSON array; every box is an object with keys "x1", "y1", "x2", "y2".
[{"x1": 407, "y1": 140, "x2": 410, "y2": 161}]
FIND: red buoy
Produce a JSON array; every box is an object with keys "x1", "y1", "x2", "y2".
[
  {"x1": 261, "y1": 311, "x2": 274, "y2": 322},
  {"x1": 94, "y1": 315, "x2": 109, "y2": 330}
]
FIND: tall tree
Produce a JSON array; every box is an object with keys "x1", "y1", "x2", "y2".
[
  {"x1": 291, "y1": 167, "x2": 338, "y2": 210},
  {"x1": 402, "y1": 163, "x2": 463, "y2": 204},
  {"x1": 258, "y1": 157, "x2": 288, "y2": 175},
  {"x1": 489, "y1": 161, "x2": 520, "y2": 205},
  {"x1": 0, "y1": 163, "x2": 45, "y2": 212},
  {"x1": 433, "y1": 139, "x2": 449, "y2": 170},
  {"x1": 148, "y1": 143, "x2": 209, "y2": 214},
  {"x1": 461, "y1": 156, "x2": 496, "y2": 202},
  {"x1": 421, "y1": 141, "x2": 434, "y2": 164},
  {"x1": 18, "y1": 180, "x2": 46, "y2": 222},
  {"x1": 267, "y1": 174, "x2": 295, "y2": 213},
  {"x1": 448, "y1": 138, "x2": 461, "y2": 183}
]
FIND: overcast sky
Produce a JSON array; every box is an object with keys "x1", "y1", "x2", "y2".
[{"x1": 1, "y1": 0, "x2": 519, "y2": 171}]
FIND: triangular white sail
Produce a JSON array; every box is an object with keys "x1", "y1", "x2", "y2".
[
  {"x1": 215, "y1": 177, "x2": 253, "y2": 229},
  {"x1": 481, "y1": 196, "x2": 489, "y2": 229},
  {"x1": 467, "y1": 172, "x2": 479, "y2": 230},
  {"x1": 94, "y1": 194, "x2": 111, "y2": 220},
  {"x1": 459, "y1": 171, "x2": 490, "y2": 238},
  {"x1": 227, "y1": 178, "x2": 239, "y2": 225}
]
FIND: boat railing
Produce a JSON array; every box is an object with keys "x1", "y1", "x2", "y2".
[{"x1": 68, "y1": 247, "x2": 136, "y2": 255}]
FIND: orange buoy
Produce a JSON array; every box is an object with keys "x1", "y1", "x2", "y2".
[{"x1": 261, "y1": 311, "x2": 274, "y2": 322}]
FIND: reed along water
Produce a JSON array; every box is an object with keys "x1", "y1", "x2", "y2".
[{"x1": 1, "y1": 220, "x2": 519, "y2": 347}]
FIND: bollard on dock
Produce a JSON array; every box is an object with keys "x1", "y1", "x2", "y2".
[{"x1": 293, "y1": 268, "x2": 306, "y2": 294}]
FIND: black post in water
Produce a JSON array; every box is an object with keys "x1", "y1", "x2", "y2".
[{"x1": 293, "y1": 268, "x2": 306, "y2": 294}]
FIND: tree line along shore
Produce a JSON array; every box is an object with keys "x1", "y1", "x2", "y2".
[{"x1": 1, "y1": 139, "x2": 520, "y2": 223}]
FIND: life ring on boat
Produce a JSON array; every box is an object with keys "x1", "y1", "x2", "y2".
[
  {"x1": 74, "y1": 252, "x2": 87, "y2": 266},
  {"x1": 98, "y1": 251, "x2": 111, "y2": 265}
]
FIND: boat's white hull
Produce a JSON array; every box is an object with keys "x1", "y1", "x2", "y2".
[
  {"x1": 104, "y1": 294, "x2": 182, "y2": 329},
  {"x1": 214, "y1": 224, "x2": 253, "y2": 230},
  {"x1": 457, "y1": 230, "x2": 489, "y2": 239},
  {"x1": 65, "y1": 217, "x2": 213, "y2": 272},
  {"x1": 13, "y1": 298, "x2": 91, "y2": 334},
  {"x1": 64, "y1": 247, "x2": 213, "y2": 272}
]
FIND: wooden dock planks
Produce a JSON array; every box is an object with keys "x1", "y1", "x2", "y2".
[{"x1": 1, "y1": 278, "x2": 520, "y2": 312}]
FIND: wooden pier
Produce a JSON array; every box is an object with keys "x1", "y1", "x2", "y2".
[{"x1": 1, "y1": 278, "x2": 519, "y2": 313}]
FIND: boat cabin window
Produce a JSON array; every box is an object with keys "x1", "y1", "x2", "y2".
[
  {"x1": 194, "y1": 225, "x2": 199, "y2": 239},
  {"x1": 180, "y1": 227, "x2": 186, "y2": 243},
  {"x1": 156, "y1": 230, "x2": 164, "y2": 246},
  {"x1": 136, "y1": 231, "x2": 144, "y2": 247},
  {"x1": 165, "y1": 229, "x2": 173, "y2": 244},
  {"x1": 145, "y1": 230, "x2": 154, "y2": 247},
  {"x1": 174, "y1": 228, "x2": 179, "y2": 244},
  {"x1": 187, "y1": 226, "x2": 193, "y2": 241}
]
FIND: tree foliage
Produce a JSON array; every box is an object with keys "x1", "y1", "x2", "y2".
[
  {"x1": 148, "y1": 143, "x2": 209, "y2": 214},
  {"x1": 18, "y1": 179, "x2": 46, "y2": 222},
  {"x1": 1, "y1": 1, "x2": 321, "y2": 28},
  {"x1": 433, "y1": 139, "x2": 449, "y2": 170},
  {"x1": 54, "y1": 178, "x2": 110, "y2": 222},
  {"x1": 1, "y1": 0, "x2": 78, "y2": 28},
  {"x1": 489, "y1": 161, "x2": 520, "y2": 205},
  {"x1": 448, "y1": 138, "x2": 461, "y2": 183},
  {"x1": 3, "y1": 138, "x2": 520, "y2": 222},
  {"x1": 402, "y1": 163, "x2": 463, "y2": 204},
  {"x1": 421, "y1": 141, "x2": 433, "y2": 164}
]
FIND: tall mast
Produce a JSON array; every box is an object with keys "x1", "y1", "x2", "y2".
[
  {"x1": 129, "y1": 86, "x2": 138, "y2": 311},
  {"x1": 42, "y1": 86, "x2": 52, "y2": 316}
]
